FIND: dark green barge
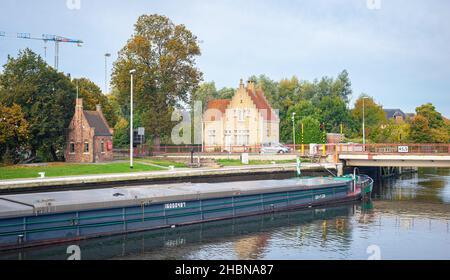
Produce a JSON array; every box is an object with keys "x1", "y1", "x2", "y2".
[{"x1": 0, "y1": 175, "x2": 373, "y2": 250}]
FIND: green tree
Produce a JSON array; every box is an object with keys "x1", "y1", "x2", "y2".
[
  {"x1": 0, "y1": 49, "x2": 76, "y2": 161},
  {"x1": 351, "y1": 95, "x2": 387, "y2": 142},
  {"x1": 374, "y1": 120, "x2": 411, "y2": 143},
  {"x1": 191, "y1": 82, "x2": 218, "y2": 112},
  {"x1": 299, "y1": 116, "x2": 322, "y2": 144},
  {"x1": 318, "y1": 95, "x2": 351, "y2": 133},
  {"x1": 113, "y1": 117, "x2": 130, "y2": 148},
  {"x1": 111, "y1": 14, "x2": 203, "y2": 144},
  {"x1": 281, "y1": 101, "x2": 320, "y2": 143},
  {"x1": 73, "y1": 78, "x2": 117, "y2": 126},
  {"x1": 333, "y1": 70, "x2": 353, "y2": 104},
  {"x1": 0, "y1": 104, "x2": 30, "y2": 163}
]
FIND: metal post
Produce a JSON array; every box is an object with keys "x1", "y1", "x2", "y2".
[
  {"x1": 54, "y1": 41, "x2": 59, "y2": 70},
  {"x1": 362, "y1": 97, "x2": 367, "y2": 146},
  {"x1": 301, "y1": 122, "x2": 305, "y2": 156},
  {"x1": 130, "y1": 69, "x2": 136, "y2": 169},
  {"x1": 292, "y1": 112, "x2": 296, "y2": 152}
]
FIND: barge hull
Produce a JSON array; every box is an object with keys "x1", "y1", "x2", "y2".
[{"x1": 0, "y1": 177, "x2": 368, "y2": 251}]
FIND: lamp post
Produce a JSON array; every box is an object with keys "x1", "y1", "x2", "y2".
[
  {"x1": 129, "y1": 69, "x2": 136, "y2": 169},
  {"x1": 292, "y1": 112, "x2": 296, "y2": 152},
  {"x1": 362, "y1": 97, "x2": 369, "y2": 146},
  {"x1": 104, "y1": 53, "x2": 111, "y2": 94}
]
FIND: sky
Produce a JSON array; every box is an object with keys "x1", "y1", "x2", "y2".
[{"x1": 0, "y1": 0, "x2": 449, "y2": 117}]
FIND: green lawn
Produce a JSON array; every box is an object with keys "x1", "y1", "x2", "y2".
[
  {"x1": 0, "y1": 162, "x2": 165, "y2": 180},
  {"x1": 136, "y1": 158, "x2": 188, "y2": 168},
  {"x1": 217, "y1": 159, "x2": 298, "y2": 166}
]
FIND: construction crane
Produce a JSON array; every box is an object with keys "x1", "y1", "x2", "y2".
[{"x1": 0, "y1": 31, "x2": 83, "y2": 70}]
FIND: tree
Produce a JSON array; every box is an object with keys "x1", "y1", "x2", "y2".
[
  {"x1": 299, "y1": 116, "x2": 322, "y2": 144},
  {"x1": 416, "y1": 103, "x2": 445, "y2": 129},
  {"x1": 0, "y1": 49, "x2": 76, "y2": 161},
  {"x1": 0, "y1": 104, "x2": 30, "y2": 163},
  {"x1": 318, "y1": 95, "x2": 351, "y2": 133},
  {"x1": 334, "y1": 70, "x2": 353, "y2": 104},
  {"x1": 375, "y1": 120, "x2": 411, "y2": 143},
  {"x1": 113, "y1": 117, "x2": 130, "y2": 148},
  {"x1": 191, "y1": 82, "x2": 218, "y2": 112},
  {"x1": 410, "y1": 115, "x2": 432, "y2": 143},
  {"x1": 73, "y1": 78, "x2": 117, "y2": 126},
  {"x1": 111, "y1": 14, "x2": 203, "y2": 144},
  {"x1": 410, "y1": 103, "x2": 449, "y2": 143},
  {"x1": 351, "y1": 95, "x2": 387, "y2": 142}
]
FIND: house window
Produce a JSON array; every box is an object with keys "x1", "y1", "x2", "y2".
[
  {"x1": 101, "y1": 140, "x2": 105, "y2": 153},
  {"x1": 69, "y1": 142, "x2": 75, "y2": 154},
  {"x1": 239, "y1": 110, "x2": 244, "y2": 121},
  {"x1": 208, "y1": 130, "x2": 216, "y2": 145},
  {"x1": 84, "y1": 141, "x2": 89, "y2": 153},
  {"x1": 236, "y1": 130, "x2": 250, "y2": 146}
]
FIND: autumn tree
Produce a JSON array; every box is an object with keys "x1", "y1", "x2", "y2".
[
  {"x1": 411, "y1": 103, "x2": 449, "y2": 143},
  {"x1": 111, "y1": 14, "x2": 203, "y2": 145},
  {"x1": 0, "y1": 104, "x2": 30, "y2": 163},
  {"x1": 72, "y1": 78, "x2": 117, "y2": 126},
  {"x1": 0, "y1": 49, "x2": 76, "y2": 161},
  {"x1": 410, "y1": 115, "x2": 433, "y2": 143}
]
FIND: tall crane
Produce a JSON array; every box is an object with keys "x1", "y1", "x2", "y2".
[{"x1": 0, "y1": 31, "x2": 83, "y2": 70}]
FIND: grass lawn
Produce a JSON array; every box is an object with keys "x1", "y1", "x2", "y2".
[
  {"x1": 0, "y1": 162, "x2": 165, "y2": 180},
  {"x1": 217, "y1": 159, "x2": 298, "y2": 166},
  {"x1": 136, "y1": 158, "x2": 188, "y2": 168}
]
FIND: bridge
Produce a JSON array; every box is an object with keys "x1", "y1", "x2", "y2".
[{"x1": 337, "y1": 144, "x2": 450, "y2": 168}]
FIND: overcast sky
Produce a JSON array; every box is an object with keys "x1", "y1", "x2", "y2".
[{"x1": 1, "y1": 0, "x2": 449, "y2": 116}]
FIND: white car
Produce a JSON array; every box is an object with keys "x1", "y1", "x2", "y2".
[{"x1": 261, "y1": 143, "x2": 291, "y2": 154}]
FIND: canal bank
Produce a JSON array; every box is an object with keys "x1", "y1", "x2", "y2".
[{"x1": 0, "y1": 163, "x2": 342, "y2": 194}]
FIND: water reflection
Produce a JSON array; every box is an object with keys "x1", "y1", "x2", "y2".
[{"x1": 0, "y1": 168, "x2": 449, "y2": 260}]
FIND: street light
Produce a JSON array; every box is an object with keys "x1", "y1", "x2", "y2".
[
  {"x1": 292, "y1": 112, "x2": 296, "y2": 152},
  {"x1": 129, "y1": 69, "x2": 136, "y2": 169},
  {"x1": 104, "y1": 53, "x2": 111, "y2": 94},
  {"x1": 362, "y1": 97, "x2": 369, "y2": 146}
]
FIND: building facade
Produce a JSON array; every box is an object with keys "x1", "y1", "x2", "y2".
[
  {"x1": 203, "y1": 80, "x2": 279, "y2": 152},
  {"x1": 65, "y1": 98, "x2": 114, "y2": 163}
]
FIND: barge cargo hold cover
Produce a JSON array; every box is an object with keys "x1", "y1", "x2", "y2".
[{"x1": 0, "y1": 176, "x2": 372, "y2": 250}]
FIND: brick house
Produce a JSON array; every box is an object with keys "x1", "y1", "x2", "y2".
[{"x1": 65, "y1": 98, "x2": 114, "y2": 163}]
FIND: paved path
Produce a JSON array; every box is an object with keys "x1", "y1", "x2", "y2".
[{"x1": 0, "y1": 162, "x2": 342, "y2": 193}]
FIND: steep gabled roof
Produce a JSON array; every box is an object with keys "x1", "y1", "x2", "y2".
[
  {"x1": 206, "y1": 99, "x2": 230, "y2": 113},
  {"x1": 384, "y1": 109, "x2": 406, "y2": 120},
  {"x1": 248, "y1": 89, "x2": 278, "y2": 121},
  {"x1": 83, "y1": 111, "x2": 112, "y2": 136},
  {"x1": 205, "y1": 99, "x2": 230, "y2": 121}
]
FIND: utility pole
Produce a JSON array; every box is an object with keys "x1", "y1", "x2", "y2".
[
  {"x1": 362, "y1": 97, "x2": 369, "y2": 146},
  {"x1": 129, "y1": 69, "x2": 136, "y2": 169},
  {"x1": 104, "y1": 53, "x2": 111, "y2": 94}
]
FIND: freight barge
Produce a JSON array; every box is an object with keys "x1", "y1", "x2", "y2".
[{"x1": 0, "y1": 175, "x2": 373, "y2": 251}]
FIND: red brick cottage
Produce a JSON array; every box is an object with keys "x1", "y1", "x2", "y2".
[{"x1": 65, "y1": 98, "x2": 114, "y2": 163}]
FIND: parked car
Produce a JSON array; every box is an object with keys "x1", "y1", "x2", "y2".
[{"x1": 260, "y1": 143, "x2": 290, "y2": 154}]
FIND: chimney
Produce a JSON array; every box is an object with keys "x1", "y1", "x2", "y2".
[
  {"x1": 239, "y1": 79, "x2": 245, "y2": 89},
  {"x1": 247, "y1": 80, "x2": 255, "y2": 92},
  {"x1": 76, "y1": 98, "x2": 83, "y2": 110},
  {"x1": 96, "y1": 104, "x2": 102, "y2": 113}
]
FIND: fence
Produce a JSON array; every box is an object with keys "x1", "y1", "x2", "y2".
[{"x1": 113, "y1": 143, "x2": 450, "y2": 160}]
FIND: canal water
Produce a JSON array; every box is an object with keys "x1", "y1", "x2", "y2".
[{"x1": 1, "y1": 168, "x2": 449, "y2": 260}]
